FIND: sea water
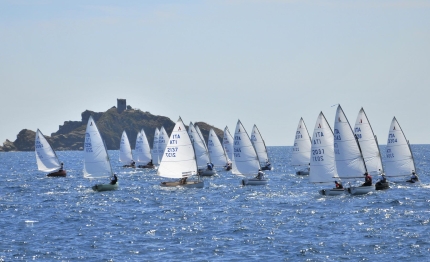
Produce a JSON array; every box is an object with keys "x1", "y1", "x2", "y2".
[{"x1": 0, "y1": 145, "x2": 429, "y2": 261}]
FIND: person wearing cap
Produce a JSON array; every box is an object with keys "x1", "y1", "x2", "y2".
[
  {"x1": 410, "y1": 171, "x2": 419, "y2": 182},
  {"x1": 379, "y1": 174, "x2": 387, "y2": 183},
  {"x1": 362, "y1": 172, "x2": 372, "y2": 186},
  {"x1": 334, "y1": 180, "x2": 343, "y2": 189}
]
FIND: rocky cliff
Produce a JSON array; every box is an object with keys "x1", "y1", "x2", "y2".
[{"x1": 0, "y1": 106, "x2": 224, "y2": 152}]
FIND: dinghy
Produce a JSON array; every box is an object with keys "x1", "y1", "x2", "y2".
[
  {"x1": 207, "y1": 128, "x2": 228, "y2": 170},
  {"x1": 135, "y1": 129, "x2": 154, "y2": 168},
  {"x1": 333, "y1": 105, "x2": 372, "y2": 195},
  {"x1": 291, "y1": 118, "x2": 311, "y2": 175},
  {"x1": 84, "y1": 116, "x2": 118, "y2": 191},
  {"x1": 354, "y1": 108, "x2": 388, "y2": 190},
  {"x1": 188, "y1": 123, "x2": 216, "y2": 176},
  {"x1": 222, "y1": 126, "x2": 234, "y2": 171},
  {"x1": 309, "y1": 112, "x2": 343, "y2": 196},
  {"x1": 158, "y1": 117, "x2": 204, "y2": 188},
  {"x1": 119, "y1": 130, "x2": 135, "y2": 168},
  {"x1": 384, "y1": 117, "x2": 418, "y2": 183},
  {"x1": 232, "y1": 120, "x2": 267, "y2": 186},
  {"x1": 251, "y1": 125, "x2": 272, "y2": 171},
  {"x1": 35, "y1": 129, "x2": 66, "y2": 177}
]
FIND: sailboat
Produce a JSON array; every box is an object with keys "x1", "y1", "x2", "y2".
[
  {"x1": 232, "y1": 120, "x2": 267, "y2": 186},
  {"x1": 354, "y1": 108, "x2": 387, "y2": 190},
  {"x1": 251, "y1": 124, "x2": 272, "y2": 170},
  {"x1": 188, "y1": 123, "x2": 216, "y2": 176},
  {"x1": 119, "y1": 130, "x2": 135, "y2": 168},
  {"x1": 136, "y1": 129, "x2": 154, "y2": 168},
  {"x1": 151, "y1": 128, "x2": 160, "y2": 165},
  {"x1": 157, "y1": 127, "x2": 169, "y2": 165},
  {"x1": 158, "y1": 117, "x2": 204, "y2": 188},
  {"x1": 291, "y1": 118, "x2": 312, "y2": 175},
  {"x1": 35, "y1": 129, "x2": 66, "y2": 177},
  {"x1": 384, "y1": 117, "x2": 418, "y2": 183},
  {"x1": 309, "y1": 112, "x2": 342, "y2": 196},
  {"x1": 207, "y1": 128, "x2": 228, "y2": 170},
  {"x1": 222, "y1": 126, "x2": 233, "y2": 171},
  {"x1": 84, "y1": 116, "x2": 118, "y2": 192},
  {"x1": 333, "y1": 105, "x2": 372, "y2": 195}
]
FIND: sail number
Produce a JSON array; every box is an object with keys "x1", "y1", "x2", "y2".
[
  {"x1": 388, "y1": 134, "x2": 397, "y2": 144},
  {"x1": 35, "y1": 141, "x2": 44, "y2": 149},
  {"x1": 386, "y1": 148, "x2": 394, "y2": 158},
  {"x1": 84, "y1": 133, "x2": 93, "y2": 152},
  {"x1": 165, "y1": 147, "x2": 178, "y2": 157},
  {"x1": 312, "y1": 148, "x2": 325, "y2": 161}
]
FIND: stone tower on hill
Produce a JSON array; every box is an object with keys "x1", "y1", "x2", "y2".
[{"x1": 117, "y1": 99, "x2": 126, "y2": 113}]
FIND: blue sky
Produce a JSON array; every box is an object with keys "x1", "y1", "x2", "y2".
[{"x1": 1, "y1": 0, "x2": 429, "y2": 146}]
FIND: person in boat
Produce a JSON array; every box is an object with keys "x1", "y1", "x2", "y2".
[
  {"x1": 130, "y1": 160, "x2": 136, "y2": 167},
  {"x1": 179, "y1": 177, "x2": 188, "y2": 185},
  {"x1": 110, "y1": 174, "x2": 118, "y2": 185},
  {"x1": 409, "y1": 171, "x2": 419, "y2": 183},
  {"x1": 207, "y1": 162, "x2": 214, "y2": 171},
  {"x1": 362, "y1": 172, "x2": 372, "y2": 186},
  {"x1": 147, "y1": 159, "x2": 153, "y2": 166},
  {"x1": 59, "y1": 162, "x2": 64, "y2": 171},
  {"x1": 264, "y1": 159, "x2": 272, "y2": 169},
  {"x1": 334, "y1": 180, "x2": 343, "y2": 189},
  {"x1": 379, "y1": 174, "x2": 387, "y2": 183},
  {"x1": 224, "y1": 161, "x2": 232, "y2": 170},
  {"x1": 256, "y1": 169, "x2": 265, "y2": 180}
]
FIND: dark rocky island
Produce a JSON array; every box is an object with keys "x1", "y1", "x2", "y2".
[{"x1": 0, "y1": 99, "x2": 224, "y2": 152}]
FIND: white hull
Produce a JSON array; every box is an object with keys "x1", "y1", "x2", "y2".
[
  {"x1": 242, "y1": 178, "x2": 268, "y2": 186},
  {"x1": 347, "y1": 185, "x2": 374, "y2": 195},
  {"x1": 319, "y1": 188, "x2": 344, "y2": 196},
  {"x1": 92, "y1": 183, "x2": 118, "y2": 192},
  {"x1": 160, "y1": 181, "x2": 204, "y2": 188},
  {"x1": 199, "y1": 169, "x2": 216, "y2": 176}
]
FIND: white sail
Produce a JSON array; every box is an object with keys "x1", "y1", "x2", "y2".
[
  {"x1": 83, "y1": 116, "x2": 112, "y2": 179},
  {"x1": 232, "y1": 120, "x2": 260, "y2": 177},
  {"x1": 157, "y1": 118, "x2": 197, "y2": 179},
  {"x1": 188, "y1": 122, "x2": 211, "y2": 169},
  {"x1": 333, "y1": 105, "x2": 366, "y2": 182},
  {"x1": 309, "y1": 112, "x2": 338, "y2": 184},
  {"x1": 152, "y1": 128, "x2": 160, "y2": 165},
  {"x1": 354, "y1": 108, "x2": 383, "y2": 176},
  {"x1": 223, "y1": 126, "x2": 234, "y2": 161},
  {"x1": 119, "y1": 130, "x2": 133, "y2": 163},
  {"x1": 207, "y1": 128, "x2": 228, "y2": 167},
  {"x1": 157, "y1": 127, "x2": 169, "y2": 164},
  {"x1": 250, "y1": 125, "x2": 270, "y2": 168},
  {"x1": 35, "y1": 129, "x2": 61, "y2": 172},
  {"x1": 291, "y1": 118, "x2": 312, "y2": 167},
  {"x1": 135, "y1": 129, "x2": 152, "y2": 165},
  {"x1": 384, "y1": 117, "x2": 416, "y2": 178}
]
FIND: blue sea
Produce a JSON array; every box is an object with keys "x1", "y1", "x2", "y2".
[{"x1": 1, "y1": 145, "x2": 430, "y2": 261}]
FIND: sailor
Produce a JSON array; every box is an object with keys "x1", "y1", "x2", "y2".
[
  {"x1": 130, "y1": 160, "x2": 136, "y2": 167},
  {"x1": 59, "y1": 162, "x2": 64, "y2": 171},
  {"x1": 334, "y1": 180, "x2": 343, "y2": 189},
  {"x1": 264, "y1": 159, "x2": 271, "y2": 169},
  {"x1": 110, "y1": 174, "x2": 118, "y2": 185},
  {"x1": 256, "y1": 169, "x2": 264, "y2": 180},
  {"x1": 148, "y1": 159, "x2": 153, "y2": 166},
  {"x1": 410, "y1": 171, "x2": 419, "y2": 182},
  {"x1": 362, "y1": 172, "x2": 372, "y2": 186},
  {"x1": 207, "y1": 162, "x2": 213, "y2": 170},
  {"x1": 379, "y1": 174, "x2": 387, "y2": 183}
]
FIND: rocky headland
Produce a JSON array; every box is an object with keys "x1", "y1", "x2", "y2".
[{"x1": 0, "y1": 105, "x2": 223, "y2": 152}]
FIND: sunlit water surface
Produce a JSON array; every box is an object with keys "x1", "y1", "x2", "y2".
[{"x1": 1, "y1": 145, "x2": 430, "y2": 261}]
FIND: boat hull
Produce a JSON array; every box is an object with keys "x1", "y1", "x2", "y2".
[
  {"x1": 137, "y1": 164, "x2": 155, "y2": 169},
  {"x1": 122, "y1": 165, "x2": 136, "y2": 168},
  {"x1": 261, "y1": 166, "x2": 272, "y2": 171},
  {"x1": 47, "y1": 170, "x2": 67, "y2": 177},
  {"x1": 296, "y1": 170, "x2": 309, "y2": 176},
  {"x1": 92, "y1": 183, "x2": 119, "y2": 192},
  {"x1": 199, "y1": 169, "x2": 216, "y2": 176},
  {"x1": 375, "y1": 181, "x2": 390, "y2": 190},
  {"x1": 319, "y1": 188, "x2": 344, "y2": 196},
  {"x1": 242, "y1": 178, "x2": 268, "y2": 186},
  {"x1": 347, "y1": 186, "x2": 374, "y2": 195},
  {"x1": 160, "y1": 181, "x2": 204, "y2": 188}
]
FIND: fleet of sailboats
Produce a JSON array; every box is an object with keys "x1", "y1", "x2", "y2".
[{"x1": 29, "y1": 105, "x2": 419, "y2": 193}]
